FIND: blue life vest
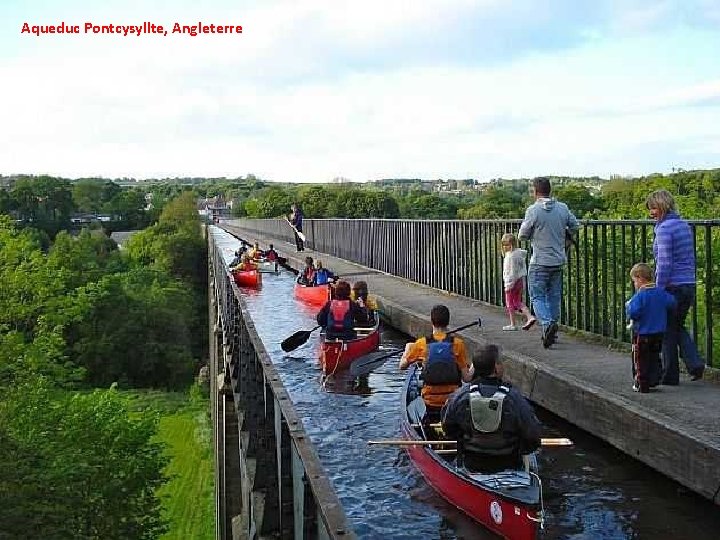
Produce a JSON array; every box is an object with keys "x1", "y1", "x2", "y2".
[
  {"x1": 327, "y1": 300, "x2": 353, "y2": 333},
  {"x1": 422, "y1": 335, "x2": 461, "y2": 385},
  {"x1": 315, "y1": 269, "x2": 332, "y2": 285}
]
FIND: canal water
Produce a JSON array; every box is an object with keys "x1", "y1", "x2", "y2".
[{"x1": 213, "y1": 229, "x2": 720, "y2": 539}]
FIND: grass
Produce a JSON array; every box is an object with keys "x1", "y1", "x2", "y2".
[{"x1": 125, "y1": 387, "x2": 215, "y2": 540}]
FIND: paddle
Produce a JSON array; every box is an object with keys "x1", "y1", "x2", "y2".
[
  {"x1": 348, "y1": 348, "x2": 403, "y2": 376},
  {"x1": 367, "y1": 438, "x2": 573, "y2": 447},
  {"x1": 281, "y1": 325, "x2": 321, "y2": 352},
  {"x1": 349, "y1": 317, "x2": 483, "y2": 377},
  {"x1": 286, "y1": 217, "x2": 307, "y2": 242}
]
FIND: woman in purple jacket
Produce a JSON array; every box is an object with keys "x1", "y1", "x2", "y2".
[{"x1": 646, "y1": 190, "x2": 705, "y2": 384}]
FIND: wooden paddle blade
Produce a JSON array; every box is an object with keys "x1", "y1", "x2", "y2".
[
  {"x1": 540, "y1": 437, "x2": 573, "y2": 446},
  {"x1": 281, "y1": 330, "x2": 312, "y2": 352}
]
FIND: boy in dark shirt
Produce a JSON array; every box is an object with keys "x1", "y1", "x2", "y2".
[{"x1": 625, "y1": 263, "x2": 676, "y2": 393}]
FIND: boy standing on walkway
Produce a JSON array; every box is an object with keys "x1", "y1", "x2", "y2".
[
  {"x1": 625, "y1": 263, "x2": 676, "y2": 393},
  {"x1": 501, "y1": 233, "x2": 536, "y2": 331}
]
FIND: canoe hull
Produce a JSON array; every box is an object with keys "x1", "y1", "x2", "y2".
[
  {"x1": 257, "y1": 260, "x2": 279, "y2": 273},
  {"x1": 232, "y1": 269, "x2": 262, "y2": 288},
  {"x1": 293, "y1": 283, "x2": 330, "y2": 306},
  {"x1": 401, "y1": 366, "x2": 541, "y2": 540},
  {"x1": 320, "y1": 324, "x2": 380, "y2": 374}
]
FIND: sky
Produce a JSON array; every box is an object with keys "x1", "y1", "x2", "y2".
[{"x1": 1, "y1": 0, "x2": 719, "y2": 182}]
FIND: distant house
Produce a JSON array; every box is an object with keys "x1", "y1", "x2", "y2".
[
  {"x1": 198, "y1": 196, "x2": 230, "y2": 222},
  {"x1": 70, "y1": 213, "x2": 115, "y2": 225}
]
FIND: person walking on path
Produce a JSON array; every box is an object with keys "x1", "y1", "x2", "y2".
[
  {"x1": 518, "y1": 177, "x2": 579, "y2": 349},
  {"x1": 500, "y1": 232, "x2": 536, "y2": 331},
  {"x1": 625, "y1": 263, "x2": 676, "y2": 393},
  {"x1": 646, "y1": 190, "x2": 706, "y2": 384},
  {"x1": 289, "y1": 202, "x2": 305, "y2": 252}
]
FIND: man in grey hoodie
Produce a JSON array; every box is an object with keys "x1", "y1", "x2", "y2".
[{"x1": 518, "y1": 177, "x2": 579, "y2": 348}]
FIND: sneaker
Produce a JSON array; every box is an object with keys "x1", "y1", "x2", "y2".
[
  {"x1": 542, "y1": 322, "x2": 558, "y2": 349},
  {"x1": 690, "y1": 367, "x2": 705, "y2": 381},
  {"x1": 632, "y1": 382, "x2": 649, "y2": 393},
  {"x1": 632, "y1": 382, "x2": 640, "y2": 392},
  {"x1": 522, "y1": 317, "x2": 537, "y2": 331},
  {"x1": 502, "y1": 325, "x2": 519, "y2": 331}
]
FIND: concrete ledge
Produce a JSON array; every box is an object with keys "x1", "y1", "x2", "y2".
[{"x1": 224, "y1": 224, "x2": 720, "y2": 506}]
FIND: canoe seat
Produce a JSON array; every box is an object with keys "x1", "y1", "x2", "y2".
[
  {"x1": 353, "y1": 327, "x2": 376, "y2": 335},
  {"x1": 467, "y1": 470, "x2": 532, "y2": 488}
]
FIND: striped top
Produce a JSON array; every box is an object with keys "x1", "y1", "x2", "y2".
[{"x1": 653, "y1": 212, "x2": 696, "y2": 288}]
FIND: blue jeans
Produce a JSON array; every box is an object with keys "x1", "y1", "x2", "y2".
[
  {"x1": 662, "y1": 284, "x2": 705, "y2": 384},
  {"x1": 528, "y1": 265, "x2": 563, "y2": 330}
]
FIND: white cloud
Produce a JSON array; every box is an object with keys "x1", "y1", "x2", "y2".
[{"x1": 1, "y1": 0, "x2": 719, "y2": 180}]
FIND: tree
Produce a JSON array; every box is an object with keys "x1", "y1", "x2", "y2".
[
  {"x1": 457, "y1": 184, "x2": 526, "y2": 219},
  {"x1": 69, "y1": 269, "x2": 197, "y2": 389},
  {"x1": 10, "y1": 176, "x2": 74, "y2": 237},
  {"x1": 553, "y1": 184, "x2": 605, "y2": 218},
  {"x1": 0, "y1": 379, "x2": 168, "y2": 539},
  {"x1": 72, "y1": 178, "x2": 106, "y2": 213}
]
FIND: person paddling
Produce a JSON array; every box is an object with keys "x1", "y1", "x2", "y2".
[
  {"x1": 297, "y1": 256, "x2": 316, "y2": 286},
  {"x1": 399, "y1": 305, "x2": 473, "y2": 422},
  {"x1": 352, "y1": 281, "x2": 378, "y2": 324},
  {"x1": 441, "y1": 344, "x2": 542, "y2": 473},
  {"x1": 249, "y1": 241, "x2": 264, "y2": 261},
  {"x1": 233, "y1": 254, "x2": 257, "y2": 272},
  {"x1": 313, "y1": 260, "x2": 336, "y2": 286},
  {"x1": 316, "y1": 280, "x2": 368, "y2": 340},
  {"x1": 265, "y1": 244, "x2": 279, "y2": 262}
]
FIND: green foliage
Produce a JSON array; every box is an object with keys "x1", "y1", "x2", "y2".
[
  {"x1": 127, "y1": 192, "x2": 206, "y2": 286},
  {"x1": 553, "y1": 184, "x2": 605, "y2": 218},
  {"x1": 457, "y1": 184, "x2": 528, "y2": 219},
  {"x1": 69, "y1": 269, "x2": 196, "y2": 389},
  {"x1": 10, "y1": 176, "x2": 74, "y2": 237},
  {"x1": 398, "y1": 190, "x2": 458, "y2": 219},
  {"x1": 0, "y1": 380, "x2": 168, "y2": 539},
  {"x1": 129, "y1": 388, "x2": 215, "y2": 540},
  {"x1": 243, "y1": 186, "x2": 294, "y2": 218}
]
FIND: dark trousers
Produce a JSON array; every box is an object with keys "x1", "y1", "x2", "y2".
[
  {"x1": 662, "y1": 284, "x2": 704, "y2": 384},
  {"x1": 293, "y1": 229, "x2": 304, "y2": 251},
  {"x1": 632, "y1": 333, "x2": 663, "y2": 392}
]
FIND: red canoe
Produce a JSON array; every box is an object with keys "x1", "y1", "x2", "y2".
[
  {"x1": 400, "y1": 364, "x2": 543, "y2": 540},
  {"x1": 293, "y1": 282, "x2": 331, "y2": 306},
  {"x1": 320, "y1": 320, "x2": 381, "y2": 375},
  {"x1": 232, "y1": 269, "x2": 262, "y2": 288}
]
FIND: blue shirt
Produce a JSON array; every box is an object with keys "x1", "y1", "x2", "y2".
[
  {"x1": 314, "y1": 268, "x2": 334, "y2": 285},
  {"x1": 626, "y1": 285, "x2": 676, "y2": 335}
]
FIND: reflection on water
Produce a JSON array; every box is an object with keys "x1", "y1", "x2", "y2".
[{"x1": 211, "y1": 227, "x2": 720, "y2": 540}]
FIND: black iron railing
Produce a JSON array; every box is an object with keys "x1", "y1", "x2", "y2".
[{"x1": 231, "y1": 218, "x2": 719, "y2": 367}]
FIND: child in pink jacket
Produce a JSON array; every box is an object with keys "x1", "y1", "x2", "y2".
[{"x1": 501, "y1": 233, "x2": 536, "y2": 331}]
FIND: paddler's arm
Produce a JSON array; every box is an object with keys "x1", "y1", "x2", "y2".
[{"x1": 399, "y1": 340, "x2": 422, "y2": 370}]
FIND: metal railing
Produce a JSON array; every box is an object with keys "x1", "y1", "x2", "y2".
[
  {"x1": 232, "y1": 218, "x2": 719, "y2": 367},
  {"x1": 209, "y1": 234, "x2": 355, "y2": 539}
]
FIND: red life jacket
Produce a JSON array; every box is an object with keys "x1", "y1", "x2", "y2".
[
  {"x1": 327, "y1": 300, "x2": 353, "y2": 332},
  {"x1": 302, "y1": 267, "x2": 316, "y2": 283},
  {"x1": 265, "y1": 250, "x2": 278, "y2": 261}
]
